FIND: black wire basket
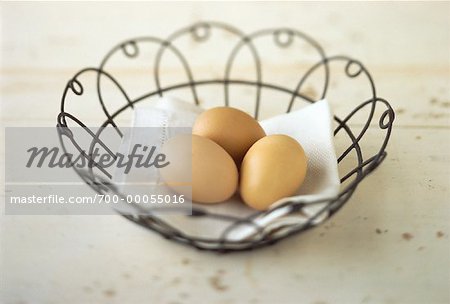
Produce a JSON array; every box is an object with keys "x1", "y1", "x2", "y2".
[{"x1": 57, "y1": 22, "x2": 395, "y2": 252}]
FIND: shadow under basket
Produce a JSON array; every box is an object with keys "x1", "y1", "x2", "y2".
[{"x1": 57, "y1": 22, "x2": 395, "y2": 252}]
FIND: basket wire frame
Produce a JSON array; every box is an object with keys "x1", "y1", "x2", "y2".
[{"x1": 57, "y1": 21, "x2": 395, "y2": 252}]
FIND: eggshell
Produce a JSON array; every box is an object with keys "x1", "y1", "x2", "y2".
[
  {"x1": 240, "y1": 134, "x2": 307, "y2": 210},
  {"x1": 160, "y1": 134, "x2": 238, "y2": 204},
  {"x1": 192, "y1": 107, "x2": 266, "y2": 165}
]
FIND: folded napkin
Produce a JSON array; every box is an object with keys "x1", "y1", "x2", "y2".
[{"x1": 114, "y1": 96, "x2": 340, "y2": 242}]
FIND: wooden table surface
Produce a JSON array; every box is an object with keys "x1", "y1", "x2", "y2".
[{"x1": 1, "y1": 2, "x2": 449, "y2": 304}]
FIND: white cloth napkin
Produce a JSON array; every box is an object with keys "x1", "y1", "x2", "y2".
[{"x1": 114, "y1": 96, "x2": 340, "y2": 242}]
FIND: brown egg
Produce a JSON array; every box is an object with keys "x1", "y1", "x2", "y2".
[
  {"x1": 160, "y1": 134, "x2": 238, "y2": 204},
  {"x1": 240, "y1": 134, "x2": 307, "y2": 211},
  {"x1": 192, "y1": 107, "x2": 266, "y2": 165}
]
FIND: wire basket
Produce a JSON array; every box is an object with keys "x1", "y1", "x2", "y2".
[{"x1": 57, "y1": 21, "x2": 395, "y2": 252}]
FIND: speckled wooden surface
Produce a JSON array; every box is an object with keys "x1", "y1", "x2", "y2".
[{"x1": 1, "y1": 2, "x2": 449, "y2": 304}]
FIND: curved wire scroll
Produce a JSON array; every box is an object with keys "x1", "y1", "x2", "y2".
[{"x1": 57, "y1": 22, "x2": 395, "y2": 252}]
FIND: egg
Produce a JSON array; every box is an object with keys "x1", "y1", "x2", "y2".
[
  {"x1": 240, "y1": 134, "x2": 307, "y2": 210},
  {"x1": 160, "y1": 134, "x2": 238, "y2": 204},
  {"x1": 192, "y1": 107, "x2": 266, "y2": 165}
]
